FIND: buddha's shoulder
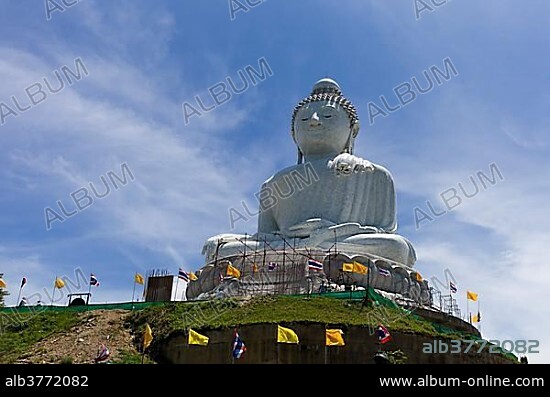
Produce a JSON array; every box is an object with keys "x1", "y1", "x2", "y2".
[
  {"x1": 262, "y1": 162, "x2": 321, "y2": 186},
  {"x1": 261, "y1": 159, "x2": 394, "y2": 186}
]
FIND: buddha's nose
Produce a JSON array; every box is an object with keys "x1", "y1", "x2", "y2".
[{"x1": 309, "y1": 112, "x2": 321, "y2": 127}]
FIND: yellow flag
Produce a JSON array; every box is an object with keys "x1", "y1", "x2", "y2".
[
  {"x1": 343, "y1": 262, "x2": 367, "y2": 274},
  {"x1": 471, "y1": 314, "x2": 480, "y2": 323},
  {"x1": 342, "y1": 263, "x2": 354, "y2": 272},
  {"x1": 352, "y1": 261, "x2": 368, "y2": 275},
  {"x1": 467, "y1": 290, "x2": 478, "y2": 301},
  {"x1": 143, "y1": 323, "x2": 153, "y2": 349},
  {"x1": 326, "y1": 329, "x2": 345, "y2": 346},
  {"x1": 54, "y1": 278, "x2": 65, "y2": 289},
  {"x1": 188, "y1": 329, "x2": 209, "y2": 346},
  {"x1": 277, "y1": 325, "x2": 299, "y2": 344},
  {"x1": 0, "y1": 279, "x2": 6, "y2": 289},
  {"x1": 227, "y1": 264, "x2": 241, "y2": 279},
  {"x1": 415, "y1": 272, "x2": 423, "y2": 282},
  {"x1": 135, "y1": 273, "x2": 145, "y2": 285},
  {"x1": 189, "y1": 272, "x2": 198, "y2": 281}
]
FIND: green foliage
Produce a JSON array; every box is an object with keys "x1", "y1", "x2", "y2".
[
  {"x1": 113, "y1": 349, "x2": 152, "y2": 364},
  {"x1": 59, "y1": 356, "x2": 74, "y2": 364},
  {"x1": 386, "y1": 349, "x2": 408, "y2": 364},
  {"x1": 0, "y1": 311, "x2": 80, "y2": 363}
]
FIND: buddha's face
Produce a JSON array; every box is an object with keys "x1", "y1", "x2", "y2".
[{"x1": 293, "y1": 101, "x2": 352, "y2": 157}]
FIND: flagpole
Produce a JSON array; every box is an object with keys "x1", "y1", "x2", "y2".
[
  {"x1": 466, "y1": 295, "x2": 470, "y2": 324},
  {"x1": 87, "y1": 275, "x2": 92, "y2": 304},
  {"x1": 324, "y1": 326, "x2": 328, "y2": 365},
  {"x1": 243, "y1": 233, "x2": 247, "y2": 279},
  {"x1": 174, "y1": 270, "x2": 180, "y2": 302},
  {"x1": 50, "y1": 277, "x2": 57, "y2": 306},
  {"x1": 16, "y1": 278, "x2": 25, "y2": 306},
  {"x1": 131, "y1": 274, "x2": 137, "y2": 307},
  {"x1": 478, "y1": 300, "x2": 481, "y2": 334},
  {"x1": 16, "y1": 285, "x2": 23, "y2": 307}
]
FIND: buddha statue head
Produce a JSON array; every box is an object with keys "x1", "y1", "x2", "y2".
[{"x1": 291, "y1": 78, "x2": 360, "y2": 164}]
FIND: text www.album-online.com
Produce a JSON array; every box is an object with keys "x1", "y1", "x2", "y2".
[{"x1": 379, "y1": 375, "x2": 544, "y2": 387}]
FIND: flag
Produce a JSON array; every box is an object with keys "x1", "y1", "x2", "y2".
[
  {"x1": 343, "y1": 262, "x2": 367, "y2": 274},
  {"x1": 352, "y1": 261, "x2": 368, "y2": 274},
  {"x1": 252, "y1": 264, "x2": 259, "y2": 273},
  {"x1": 376, "y1": 324, "x2": 391, "y2": 344},
  {"x1": 277, "y1": 325, "x2": 299, "y2": 344},
  {"x1": 415, "y1": 272, "x2": 423, "y2": 282},
  {"x1": 188, "y1": 329, "x2": 209, "y2": 346},
  {"x1": 378, "y1": 268, "x2": 391, "y2": 277},
  {"x1": 95, "y1": 344, "x2": 110, "y2": 363},
  {"x1": 268, "y1": 262, "x2": 278, "y2": 271},
  {"x1": 232, "y1": 330, "x2": 247, "y2": 359},
  {"x1": 178, "y1": 268, "x2": 189, "y2": 282},
  {"x1": 471, "y1": 312, "x2": 481, "y2": 323},
  {"x1": 189, "y1": 272, "x2": 198, "y2": 281},
  {"x1": 143, "y1": 323, "x2": 153, "y2": 349},
  {"x1": 449, "y1": 281, "x2": 457, "y2": 294},
  {"x1": 54, "y1": 278, "x2": 65, "y2": 289},
  {"x1": 342, "y1": 262, "x2": 354, "y2": 272},
  {"x1": 135, "y1": 273, "x2": 145, "y2": 285},
  {"x1": 90, "y1": 274, "x2": 99, "y2": 287},
  {"x1": 325, "y1": 329, "x2": 345, "y2": 346},
  {"x1": 20, "y1": 277, "x2": 27, "y2": 288},
  {"x1": 307, "y1": 259, "x2": 323, "y2": 272},
  {"x1": 467, "y1": 290, "x2": 478, "y2": 301},
  {"x1": 226, "y1": 264, "x2": 241, "y2": 279},
  {"x1": 0, "y1": 279, "x2": 6, "y2": 289}
]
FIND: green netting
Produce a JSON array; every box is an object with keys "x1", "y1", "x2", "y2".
[{"x1": 0, "y1": 301, "x2": 165, "y2": 314}]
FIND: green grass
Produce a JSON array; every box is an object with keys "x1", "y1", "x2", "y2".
[
  {"x1": 129, "y1": 295, "x2": 456, "y2": 344},
  {"x1": 112, "y1": 349, "x2": 153, "y2": 364},
  {"x1": 0, "y1": 311, "x2": 80, "y2": 364}
]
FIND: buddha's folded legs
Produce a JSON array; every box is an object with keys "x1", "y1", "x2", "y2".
[{"x1": 338, "y1": 234, "x2": 417, "y2": 267}]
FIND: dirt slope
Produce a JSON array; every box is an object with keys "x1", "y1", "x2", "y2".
[{"x1": 15, "y1": 310, "x2": 137, "y2": 364}]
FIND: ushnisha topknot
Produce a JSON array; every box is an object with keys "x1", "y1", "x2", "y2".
[{"x1": 291, "y1": 78, "x2": 359, "y2": 139}]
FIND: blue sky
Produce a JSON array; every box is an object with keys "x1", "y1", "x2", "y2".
[{"x1": 0, "y1": 0, "x2": 548, "y2": 362}]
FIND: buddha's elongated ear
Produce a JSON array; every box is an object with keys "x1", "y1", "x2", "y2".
[{"x1": 351, "y1": 120, "x2": 360, "y2": 138}]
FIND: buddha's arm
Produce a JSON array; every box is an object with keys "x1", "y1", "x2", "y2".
[
  {"x1": 257, "y1": 183, "x2": 279, "y2": 234},
  {"x1": 371, "y1": 166, "x2": 398, "y2": 233},
  {"x1": 329, "y1": 154, "x2": 398, "y2": 233}
]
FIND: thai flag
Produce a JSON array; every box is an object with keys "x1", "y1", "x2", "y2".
[
  {"x1": 378, "y1": 268, "x2": 391, "y2": 277},
  {"x1": 90, "y1": 274, "x2": 100, "y2": 287},
  {"x1": 449, "y1": 281, "x2": 457, "y2": 294},
  {"x1": 376, "y1": 324, "x2": 391, "y2": 344},
  {"x1": 178, "y1": 268, "x2": 189, "y2": 282},
  {"x1": 232, "y1": 331, "x2": 247, "y2": 359},
  {"x1": 268, "y1": 262, "x2": 278, "y2": 271},
  {"x1": 307, "y1": 259, "x2": 323, "y2": 271}
]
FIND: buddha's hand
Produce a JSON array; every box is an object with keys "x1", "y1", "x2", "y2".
[
  {"x1": 286, "y1": 218, "x2": 336, "y2": 237},
  {"x1": 327, "y1": 153, "x2": 375, "y2": 176}
]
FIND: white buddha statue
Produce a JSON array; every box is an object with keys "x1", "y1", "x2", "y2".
[{"x1": 201, "y1": 78, "x2": 416, "y2": 267}]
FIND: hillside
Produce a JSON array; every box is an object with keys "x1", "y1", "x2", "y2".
[{"x1": 0, "y1": 309, "x2": 143, "y2": 364}]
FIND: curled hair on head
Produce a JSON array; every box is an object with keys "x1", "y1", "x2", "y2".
[{"x1": 291, "y1": 94, "x2": 359, "y2": 140}]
